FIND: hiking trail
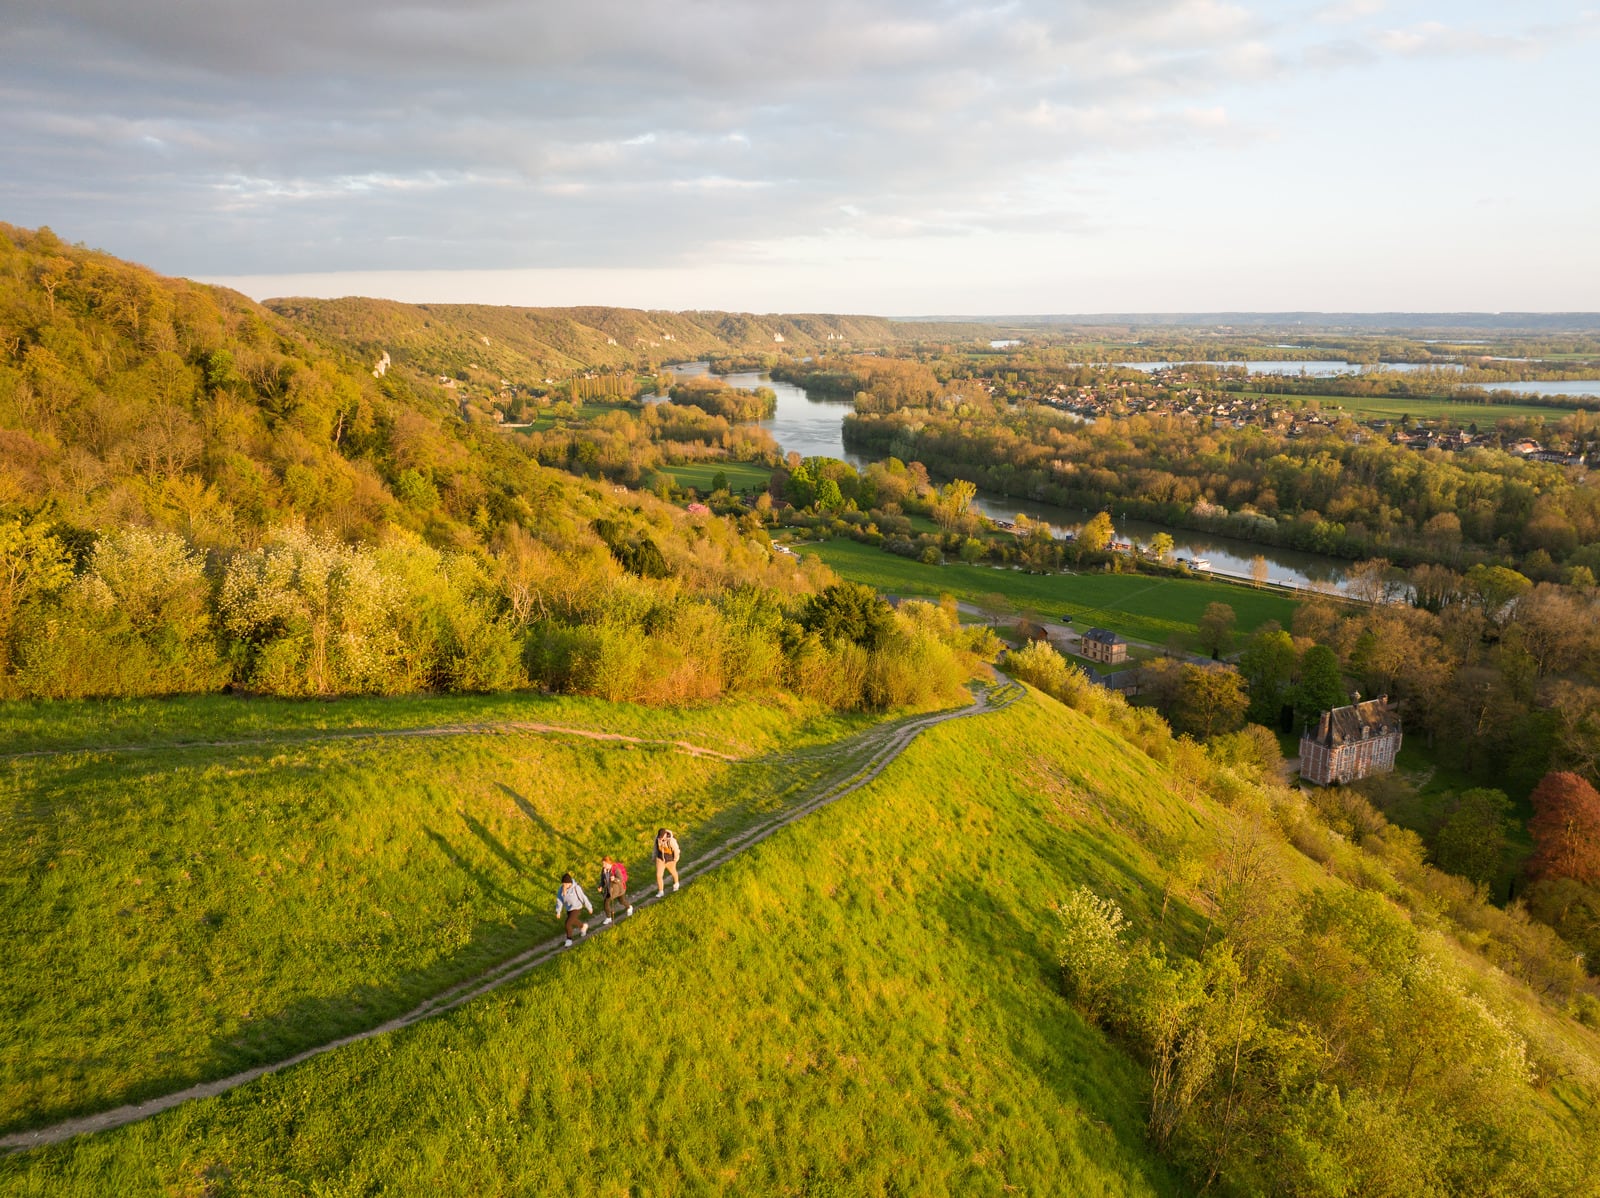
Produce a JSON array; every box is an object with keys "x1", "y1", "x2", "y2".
[{"x1": 0, "y1": 680, "x2": 1022, "y2": 1153}]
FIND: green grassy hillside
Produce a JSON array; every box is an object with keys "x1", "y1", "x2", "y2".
[
  {"x1": 6, "y1": 683, "x2": 1596, "y2": 1194},
  {"x1": 0, "y1": 690, "x2": 942, "y2": 1135}
]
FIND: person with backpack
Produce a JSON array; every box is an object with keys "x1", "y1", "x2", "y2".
[
  {"x1": 653, "y1": 828, "x2": 681, "y2": 898},
  {"x1": 599, "y1": 854, "x2": 633, "y2": 924},
  {"x1": 555, "y1": 872, "x2": 592, "y2": 947}
]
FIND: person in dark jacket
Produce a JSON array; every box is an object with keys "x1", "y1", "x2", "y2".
[
  {"x1": 599, "y1": 854, "x2": 633, "y2": 924},
  {"x1": 555, "y1": 872, "x2": 592, "y2": 947}
]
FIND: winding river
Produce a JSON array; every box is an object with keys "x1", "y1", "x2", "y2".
[{"x1": 668, "y1": 362, "x2": 1352, "y2": 592}]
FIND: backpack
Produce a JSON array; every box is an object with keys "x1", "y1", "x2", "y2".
[
  {"x1": 657, "y1": 833, "x2": 676, "y2": 861},
  {"x1": 609, "y1": 862, "x2": 628, "y2": 897}
]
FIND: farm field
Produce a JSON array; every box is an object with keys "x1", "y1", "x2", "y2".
[
  {"x1": 1256, "y1": 392, "x2": 1593, "y2": 423},
  {"x1": 801, "y1": 539, "x2": 1298, "y2": 650},
  {"x1": 0, "y1": 691, "x2": 914, "y2": 1135},
  {"x1": 1, "y1": 693, "x2": 1195, "y2": 1196},
  {"x1": 660, "y1": 460, "x2": 774, "y2": 493}
]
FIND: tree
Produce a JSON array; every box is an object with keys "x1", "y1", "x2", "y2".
[
  {"x1": 977, "y1": 591, "x2": 1014, "y2": 627},
  {"x1": 1527, "y1": 771, "x2": 1600, "y2": 885},
  {"x1": 1171, "y1": 664, "x2": 1249, "y2": 740},
  {"x1": 1433, "y1": 788, "x2": 1514, "y2": 887},
  {"x1": 1249, "y1": 554, "x2": 1269, "y2": 589},
  {"x1": 1078, "y1": 511, "x2": 1114, "y2": 553},
  {"x1": 1465, "y1": 563, "x2": 1532, "y2": 625},
  {"x1": 1238, "y1": 627, "x2": 1296, "y2": 726},
  {"x1": 1197, "y1": 602, "x2": 1236, "y2": 659},
  {"x1": 1293, "y1": 644, "x2": 1346, "y2": 730},
  {"x1": 1149, "y1": 532, "x2": 1175, "y2": 561},
  {"x1": 933, "y1": 478, "x2": 977, "y2": 531},
  {"x1": 1346, "y1": 557, "x2": 1395, "y2": 605},
  {"x1": 800, "y1": 583, "x2": 894, "y2": 650}
]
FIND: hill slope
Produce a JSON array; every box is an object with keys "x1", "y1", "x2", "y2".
[{"x1": 5, "y1": 683, "x2": 1598, "y2": 1194}]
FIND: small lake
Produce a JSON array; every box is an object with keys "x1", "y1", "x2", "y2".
[
  {"x1": 667, "y1": 361, "x2": 1353, "y2": 592},
  {"x1": 1116, "y1": 360, "x2": 1463, "y2": 376}
]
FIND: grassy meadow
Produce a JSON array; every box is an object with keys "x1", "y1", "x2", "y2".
[
  {"x1": 0, "y1": 692, "x2": 924, "y2": 1135},
  {"x1": 1, "y1": 692, "x2": 1200, "y2": 1196},
  {"x1": 661, "y1": 461, "x2": 775, "y2": 494},
  {"x1": 799, "y1": 539, "x2": 1298, "y2": 650},
  {"x1": 1260, "y1": 392, "x2": 1594, "y2": 423}
]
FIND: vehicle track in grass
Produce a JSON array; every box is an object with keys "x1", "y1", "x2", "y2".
[{"x1": 0, "y1": 680, "x2": 1022, "y2": 1153}]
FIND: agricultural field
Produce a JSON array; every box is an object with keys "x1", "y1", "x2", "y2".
[
  {"x1": 660, "y1": 461, "x2": 774, "y2": 494},
  {"x1": 800, "y1": 539, "x2": 1298, "y2": 651},
  {"x1": 1265, "y1": 392, "x2": 1594, "y2": 424}
]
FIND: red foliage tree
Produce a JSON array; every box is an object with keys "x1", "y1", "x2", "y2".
[{"x1": 1527, "y1": 771, "x2": 1600, "y2": 884}]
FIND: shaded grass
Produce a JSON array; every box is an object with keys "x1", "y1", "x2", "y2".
[
  {"x1": 803, "y1": 539, "x2": 1298, "y2": 649},
  {"x1": 0, "y1": 695, "x2": 1198, "y2": 1196},
  {"x1": 0, "y1": 694, "x2": 914, "y2": 1134}
]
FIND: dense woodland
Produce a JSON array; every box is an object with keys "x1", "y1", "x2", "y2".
[{"x1": 838, "y1": 379, "x2": 1600, "y2": 580}]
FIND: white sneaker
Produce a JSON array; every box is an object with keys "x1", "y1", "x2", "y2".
[
  {"x1": 673, "y1": 881, "x2": 680, "y2": 892},
  {"x1": 580, "y1": 923, "x2": 589, "y2": 937},
  {"x1": 602, "y1": 916, "x2": 612, "y2": 925},
  {"x1": 657, "y1": 890, "x2": 665, "y2": 899},
  {"x1": 563, "y1": 938, "x2": 572, "y2": 948},
  {"x1": 624, "y1": 906, "x2": 633, "y2": 917}
]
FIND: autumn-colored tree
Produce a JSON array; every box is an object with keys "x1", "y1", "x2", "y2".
[
  {"x1": 1077, "y1": 511, "x2": 1114, "y2": 553},
  {"x1": 1197, "y1": 602, "x2": 1236, "y2": 659},
  {"x1": 1527, "y1": 771, "x2": 1600, "y2": 884},
  {"x1": 1171, "y1": 664, "x2": 1249, "y2": 740}
]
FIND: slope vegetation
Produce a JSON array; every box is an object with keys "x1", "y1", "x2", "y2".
[{"x1": 7, "y1": 679, "x2": 1597, "y2": 1194}]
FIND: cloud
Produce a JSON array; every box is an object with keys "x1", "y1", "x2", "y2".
[{"x1": 0, "y1": 0, "x2": 1287, "y2": 274}]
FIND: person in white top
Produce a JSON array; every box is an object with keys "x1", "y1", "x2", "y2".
[
  {"x1": 555, "y1": 873, "x2": 592, "y2": 947},
  {"x1": 652, "y1": 828, "x2": 681, "y2": 898}
]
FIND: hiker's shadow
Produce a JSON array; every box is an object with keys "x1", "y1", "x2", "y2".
[{"x1": 496, "y1": 782, "x2": 588, "y2": 858}]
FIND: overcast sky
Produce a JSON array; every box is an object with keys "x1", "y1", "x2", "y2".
[{"x1": 4, "y1": 0, "x2": 1596, "y2": 314}]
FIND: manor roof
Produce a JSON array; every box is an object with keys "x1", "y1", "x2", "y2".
[{"x1": 1306, "y1": 697, "x2": 1401, "y2": 747}]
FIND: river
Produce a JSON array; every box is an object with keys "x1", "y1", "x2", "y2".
[{"x1": 667, "y1": 361, "x2": 1351, "y2": 592}]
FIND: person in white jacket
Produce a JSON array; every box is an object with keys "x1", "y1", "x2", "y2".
[
  {"x1": 555, "y1": 873, "x2": 593, "y2": 947},
  {"x1": 653, "y1": 828, "x2": 681, "y2": 898}
]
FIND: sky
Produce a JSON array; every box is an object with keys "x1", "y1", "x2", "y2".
[{"x1": 3, "y1": 0, "x2": 1596, "y2": 315}]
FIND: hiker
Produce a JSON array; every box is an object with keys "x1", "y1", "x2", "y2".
[
  {"x1": 555, "y1": 872, "x2": 592, "y2": 947},
  {"x1": 653, "y1": 827, "x2": 681, "y2": 897},
  {"x1": 599, "y1": 854, "x2": 633, "y2": 924}
]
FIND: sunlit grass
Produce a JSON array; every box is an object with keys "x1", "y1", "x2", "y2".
[
  {"x1": 1, "y1": 695, "x2": 1196, "y2": 1196},
  {"x1": 802, "y1": 539, "x2": 1297, "y2": 649},
  {"x1": 0, "y1": 692, "x2": 907, "y2": 1133}
]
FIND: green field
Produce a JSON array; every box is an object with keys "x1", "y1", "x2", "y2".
[
  {"x1": 802, "y1": 539, "x2": 1298, "y2": 650},
  {"x1": 1257, "y1": 391, "x2": 1595, "y2": 423},
  {"x1": 662, "y1": 460, "x2": 775, "y2": 493},
  {"x1": 0, "y1": 691, "x2": 914, "y2": 1135},
  {"x1": 1, "y1": 692, "x2": 1196, "y2": 1195}
]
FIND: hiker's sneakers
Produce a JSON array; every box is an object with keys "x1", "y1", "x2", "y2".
[
  {"x1": 563, "y1": 938, "x2": 573, "y2": 948},
  {"x1": 580, "y1": 922, "x2": 589, "y2": 937},
  {"x1": 624, "y1": 906, "x2": 634, "y2": 917},
  {"x1": 672, "y1": 881, "x2": 680, "y2": 892},
  {"x1": 602, "y1": 916, "x2": 613, "y2": 926}
]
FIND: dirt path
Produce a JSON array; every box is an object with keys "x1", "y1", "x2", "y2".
[
  {"x1": 0, "y1": 681, "x2": 1021, "y2": 1154},
  {"x1": 1, "y1": 721, "x2": 742, "y2": 764}
]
